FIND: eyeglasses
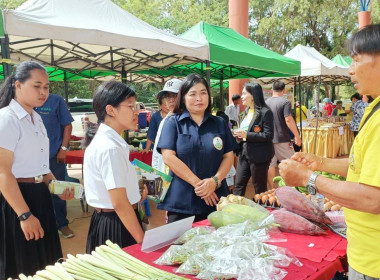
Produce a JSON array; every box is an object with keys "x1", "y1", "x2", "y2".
[{"x1": 119, "y1": 103, "x2": 139, "y2": 112}]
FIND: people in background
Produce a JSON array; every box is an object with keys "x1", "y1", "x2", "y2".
[
  {"x1": 331, "y1": 100, "x2": 346, "y2": 117},
  {"x1": 0, "y1": 61, "x2": 73, "y2": 279},
  {"x1": 295, "y1": 101, "x2": 308, "y2": 124},
  {"x1": 233, "y1": 83, "x2": 274, "y2": 196},
  {"x1": 142, "y1": 79, "x2": 182, "y2": 153},
  {"x1": 224, "y1": 93, "x2": 241, "y2": 128},
  {"x1": 322, "y1": 97, "x2": 333, "y2": 117},
  {"x1": 83, "y1": 81, "x2": 147, "y2": 253},
  {"x1": 279, "y1": 24, "x2": 380, "y2": 280},
  {"x1": 349, "y1": 93, "x2": 368, "y2": 137},
  {"x1": 157, "y1": 74, "x2": 238, "y2": 223},
  {"x1": 35, "y1": 94, "x2": 74, "y2": 239},
  {"x1": 266, "y1": 80, "x2": 301, "y2": 189}
]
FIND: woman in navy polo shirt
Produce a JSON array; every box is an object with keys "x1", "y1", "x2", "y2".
[{"x1": 157, "y1": 74, "x2": 238, "y2": 223}]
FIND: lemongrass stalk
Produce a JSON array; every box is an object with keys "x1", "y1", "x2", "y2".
[
  {"x1": 62, "y1": 263, "x2": 103, "y2": 280},
  {"x1": 53, "y1": 263, "x2": 75, "y2": 280},
  {"x1": 45, "y1": 265, "x2": 73, "y2": 280},
  {"x1": 94, "y1": 247, "x2": 150, "y2": 278},
  {"x1": 76, "y1": 253, "x2": 145, "y2": 280},
  {"x1": 18, "y1": 274, "x2": 28, "y2": 280},
  {"x1": 66, "y1": 254, "x2": 117, "y2": 280},
  {"x1": 36, "y1": 269, "x2": 62, "y2": 280},
  {"x1": 32, "y1": 274, "x2": 47, "y2": 280},
  {"x1": 104, "y1": 241, "x2": 187, "y2": 280}
]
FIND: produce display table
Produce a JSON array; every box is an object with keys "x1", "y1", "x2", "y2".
[
  {"x1": 123, "y1": 220, "x2": 347, "y2": 280},
  {"x1": 66, "y1": 150, "x2": 152, "y2": 165},
  {"x1": 301, "y1": 125, "x2": 353, "y2": 158}
]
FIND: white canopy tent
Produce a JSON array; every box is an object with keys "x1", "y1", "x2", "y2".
[
  {"x1": 0, "y1": 0, "x2": 209, "y2": 82},
  {"x1": 260, "y1": 44, "x2": 350, "y2": 85}
]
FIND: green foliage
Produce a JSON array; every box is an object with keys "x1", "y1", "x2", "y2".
[
  {"x1": 113, "y1": 0, "x2": 228, "y2": 35},
  {"x1": 250, "y1": 0, "x2": 359, "y2": 55},
  {"x1": 0, "y1": 0, "x2": 25, "y2": 9}
]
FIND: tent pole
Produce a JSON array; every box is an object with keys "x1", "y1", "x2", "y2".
[
  {"x1": 63, "y1": 72, "x2": 69, "y2": 104},
  {"x1": 297, "y1": 76, "x2": 302, "y2": 141},
  {"x1": 121, "y1": 63, "x2": 127, "y2": 84},
  {"x1": 313, "y1": 76, "x2": 322, "y2": 154},
  {"x1": 206, "y1": 60, "x2": 211, "y2": 86},
  {"x1": 0, "y1": 34, "x2": 12, "y2": 78},
  {"x1": 220, "y1": 78, "x2": 224, "y2": 111}
]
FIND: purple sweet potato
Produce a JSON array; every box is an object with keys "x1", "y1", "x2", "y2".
[
  {"x1": 275, "y1": 186, "x2": 333, "y2": 225},
  {"x1": 272, "y1": 209, "x2": 326, "y2": 235}
]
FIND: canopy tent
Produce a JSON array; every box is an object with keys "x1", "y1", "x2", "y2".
[
  {"x1": 260, "y1": 44, "x2": 350, "y2": 85},
  {"x1": 332, "y1": 54, "x2": 352, "y2": 67},
  {"x1": 133, "y1": 21, "x2": 301, "y2": 81},
  {"x1": 0, "y1": 0, "x2": 209, "y2": 81}
]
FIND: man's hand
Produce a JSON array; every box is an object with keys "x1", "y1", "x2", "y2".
[
  {"x1": 56, "y1": 149, "x2": 67, "y2": 163},
  {"x1": 279, "y1": 159, "x2": 312, "y2": 187},
  {"x1": 291, "y1": 152, "x2": 323, "y2": 171},
  {"x1": 20, "y1": 215, "x2": 44, "y2": 241},
  {"x1": 293, "y1": 136, "x2": 302, "y2": 147}
]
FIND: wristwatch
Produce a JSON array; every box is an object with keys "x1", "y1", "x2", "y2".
[
  {"x1": 60, "y1": 146, "x2": 68, "y2": 151},
  {"x1": 17, "y1": 211, "x2": 32, "y2": 221},
  {"x1": 212, "y1": 176, "x2": 221, "y2": 189},
  {"x1": 306, "y1": 172, "x2": 319, "y2": 195}
]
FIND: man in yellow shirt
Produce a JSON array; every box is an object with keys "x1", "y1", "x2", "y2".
[
  {"x1": 295, "y1": 101, "x2": 308, "y2": 124},
  {"x1": 278, "y1": 24, "x2": 380, "y2": 279}
]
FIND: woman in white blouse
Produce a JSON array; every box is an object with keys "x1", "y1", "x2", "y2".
[
  {"x1": 83, "y1": 81, "x2": 147, "y2": 253},
  {"x1": 0, "y1": 61, "x2": 73, "y2": 279}
]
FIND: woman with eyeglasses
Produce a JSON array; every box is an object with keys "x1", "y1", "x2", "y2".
[
  {"x1": 157, "y1": 74, "x2": 238, "y2": 223},
  {"x1": 83, "y1": 81, "x2": 147, "y2": 253}
]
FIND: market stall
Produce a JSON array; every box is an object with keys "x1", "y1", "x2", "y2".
[
  {"x1": 301, "y1": 123, "x2": 354, "y2": 158},
  {"x1": 123, "y1": 219, "x2": 347, "y2": 280}
]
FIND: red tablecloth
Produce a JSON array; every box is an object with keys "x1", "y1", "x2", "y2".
[
  {"x1": 123, "y1": 220, "x2": 347, "y2": 280},
  {"x1": 66, "y1": 150, "x2": 152, "y2": 165}
]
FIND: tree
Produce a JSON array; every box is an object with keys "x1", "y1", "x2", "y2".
[{"x1": 250, "y1": 0, "x2": 359, "y2": 56}]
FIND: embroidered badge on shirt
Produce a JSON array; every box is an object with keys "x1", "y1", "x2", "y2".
[
  {"x1": 213, "y1": 136, "x2": 223, "y2": 150},
  {"x1": 253, "y1": 125, "x2": 261, "y2": 133}
]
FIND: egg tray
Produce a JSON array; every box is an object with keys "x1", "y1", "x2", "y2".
[{"x1": 255, "y1": 199, "x2": 281, "y2": 209}]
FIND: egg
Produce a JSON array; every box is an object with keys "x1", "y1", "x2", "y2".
[
  {"x1": 261, "y1": 194, "x2": 269, "y2": 203},
  {"x1": 268, "y1": 196, "x2": 276, "y2": 206},
  {"x1": 253, "y1": 194, "x2": 261, "y2": 203},
  {"x1": 331, "y1": 204, "x2": 341, "y2": 211}
]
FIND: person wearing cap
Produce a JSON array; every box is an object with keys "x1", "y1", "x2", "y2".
[
  {"x1": 142, "y1": 79, "x2": 182, "y2": 154},
  {"x1": 224, "y1": 94, "x2": 241, "y2": 128},
  {"x1": 323, "y1": 97, "x2": 333, "y2": 117}
]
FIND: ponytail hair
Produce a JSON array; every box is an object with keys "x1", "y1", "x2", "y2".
[{"x1": 0, "y1": 61, "x2": 46, "y2": 109}]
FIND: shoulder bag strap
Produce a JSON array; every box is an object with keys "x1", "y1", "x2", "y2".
[{"x1": 359, "y1": 101, "x2": 380, "y2": 132}]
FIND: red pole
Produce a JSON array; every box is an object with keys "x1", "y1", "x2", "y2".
[
  {"x1": 358, "y1": 11, "x2": 371, "y2": 29},
  {"x1": 228, "y1": 0, "x2": 249, "y2": 107}
]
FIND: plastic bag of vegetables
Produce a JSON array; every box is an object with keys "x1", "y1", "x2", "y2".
[{"x1": 173, "y1": 226, "x2": 215, "y2": 245}]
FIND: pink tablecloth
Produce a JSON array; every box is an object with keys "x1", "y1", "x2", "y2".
[
  {"x1": 66, "y1": 150, "x2": 152, "y2": 165},
  {"x1": 124, "y1": 220, "x2": 347, "y2": 280}
]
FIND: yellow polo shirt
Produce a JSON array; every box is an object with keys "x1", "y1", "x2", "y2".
[{"x1": 345, "y1": 96, "x2": 380, "y2": 278}]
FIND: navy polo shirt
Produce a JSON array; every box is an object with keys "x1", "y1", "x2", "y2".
[
  {"x1": 157, "y1": 110, "x2": 238, "y2": 215},
  {"x1": 147, "y1": 110, "x2": 163, "y2": 142},
  {"x1": 35, "y1": 94, "x2": 73, "y2": 159}
]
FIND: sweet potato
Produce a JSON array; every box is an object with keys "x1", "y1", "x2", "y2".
[
  {"x1": 272, "y1": 209, "x2": 326, "y2": 235},
  {"x1": 275, "y1": 187, "x2": 333, "y2": 224}
]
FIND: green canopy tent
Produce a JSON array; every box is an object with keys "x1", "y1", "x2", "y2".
[
  {"x1": 332, "y1": 54, "x2": 352, "y2": 67},
  {"x1": 133, "y1": 21, "x2": 300, "y2": 106}
]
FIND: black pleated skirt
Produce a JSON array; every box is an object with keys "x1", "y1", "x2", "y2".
[
  {"x1": 86, "y1": 209, "x2": 142, "y2": 254},
  {"x1": 0, "y1": 182, "x2": 63, "y2": 280}
]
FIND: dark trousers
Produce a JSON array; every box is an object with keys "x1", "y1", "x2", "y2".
[
  {"x1": 234, "y1": 155, "x2": 271, "y2": 196},
  {"x1": 49, "y1": 157, "x2": 68, "y2": 230}
]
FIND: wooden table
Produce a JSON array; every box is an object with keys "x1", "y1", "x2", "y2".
[{"x1": 301, "y1": 125, "x2": 354, "y2": 158}]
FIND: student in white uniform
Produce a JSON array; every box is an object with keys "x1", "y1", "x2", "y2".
[
  {"x1": 83, "y1": 81, "x2": 148, "y2": 253},
  {"x1": 0, "y1": 61, "x2": 73, "y2": 279}
]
